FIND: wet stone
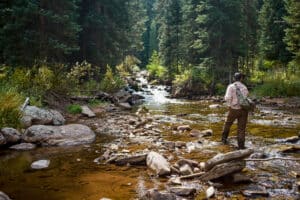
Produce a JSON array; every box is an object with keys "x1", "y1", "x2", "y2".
[
  {"x1": 9, "y1": 143, "x2": 36, "y2": 150},
  {"x1": 31, "y1": 159, "x2": 50, "y2": 169},
  {"x1": 169, "y1": 186, "x2": 196, "y2": 197}
]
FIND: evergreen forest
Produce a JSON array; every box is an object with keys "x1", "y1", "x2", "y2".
[{"x1": 0, "y1": 0, "x2": 299, "y2": 127}]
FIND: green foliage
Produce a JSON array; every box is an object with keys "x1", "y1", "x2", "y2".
[
  {"x1": 146, "y1": 51, "x2": 168, "y2": 81},
  {"x1": 88, "y1": 99, "x2": 108, "y2": 108},
  {"x1": 0, "y1": 86, "x2": 24, "y2": 128},
  {"x1": 253, "y1": 72, "x2": 300, "y2": 97},
  {"x1": 116, "y1": 55, "x2": 141, "y2": 77},
  {"x1": 100, "y1": 66, "x2": 125, "y2": 93},
  {"x1": 67, "y1": 104, "x2": 82, "y2": 114},
  {"x1": 284, "y1": 0, "x2": 300, "y2": 70}
]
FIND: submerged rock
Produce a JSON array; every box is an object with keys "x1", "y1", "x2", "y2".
[
  {"x1": 31, "y1": 159, "x2": 50, "y2": 169},
  {"x1": 169, "y1": 186, "x2": 196, "y2": 196},
  {"x1": 142, "y1": 189, "x2": 176, "y2": 200},
  {"x1": 23, "y1": 124, "x2": 95, "y2": 146},
  {"x1": 0, "y1": 191, "x2": 11, "y2": 200},
  {"x1": 9, "y1": 143, "x2": 36, "y2": 150}
]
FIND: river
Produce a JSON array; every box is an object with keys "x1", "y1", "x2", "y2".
[{"x1": 0, "y1": 76, "x2": 299, "y2": 200}]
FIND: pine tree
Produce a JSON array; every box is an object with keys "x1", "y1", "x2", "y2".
[
  {"x1": 0, "y1": 0, "x2": 80, "y2": 66},
  {"x1": 154, "y1": 0, "x2": 182, "y2": 78},
  {"x1": 283, "y1": 0, "x2": 300, "y2": 70},
  {"x1": 194, "y1": 0, "x2": 244, "y2": 90},
  {"x1": 259, "y1": 0, "x2": 292, "y2": 66}
]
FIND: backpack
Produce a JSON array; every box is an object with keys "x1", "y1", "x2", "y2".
[{"x1": 234, "y1": 84, "x2": 255, "y2": 111}]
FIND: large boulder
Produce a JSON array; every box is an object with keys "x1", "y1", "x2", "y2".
[
  {"x1": 21, "y1": 106, "x2": 65, "y2": 127},
  {"x1": 1, "y1": 128, "x2": 21, "y2": 144},
  {"x1": 146, "y1": 151, "x2": 171, "y2": 176},
  {"x1": 23, "y1": 124, "x2": 95, "y2": 146}
]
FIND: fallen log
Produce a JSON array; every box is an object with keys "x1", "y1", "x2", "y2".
[
  {"x1": 245, "y1": 157, "x2": 300, "y2": 161},
  {"x1": 199, "y1": 160, "x2": 246, "y2": 181},
  {"x1": 203, "y1": 149, "x2": 253, "y2": 171}
]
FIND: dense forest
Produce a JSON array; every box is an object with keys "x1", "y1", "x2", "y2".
[{"x1": 0, "y1": 0, "x2": 299, "y2": 126}]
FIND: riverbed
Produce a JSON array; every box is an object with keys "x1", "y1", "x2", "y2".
[{"x1": 0, "y1": 85, "x2": 299, "y2": 199}]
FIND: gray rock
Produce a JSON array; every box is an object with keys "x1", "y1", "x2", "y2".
[
  {"x1": 179, "y1": 164, "x2": 193, "y2": 175},
  {"x1": 206, "y1": 186, "x2": 215, "y2": 199},
  {"x1": 23, "y1": 124, "x2": 95, "y2": 146},
  {"x1": 1, "y1": 128, "x2": 21, "y2": 144},
  {"x1": 118, "y1": 102, "x2": 132, "y2": 110},
  {"x1": 146, "y1": 151, "x2": 171, "y2": 176},
  {"x1": 177, "y1": 125, "x2": 191, "y2": 131},
  {"x1": 9, "y1": 143, "x2": 36, "y2": 150},
  {"x1": 21, "y1": 106, "x2": 65, "y2": 127},
  {"x1": 31, "y1": 159, "x2": 50, "y2": 169},
  {"x1": 81, "y1": 105, "x2": 96, "y2": 118},
  {"x1": 209, "y1": 104, "x2": 220, "y2": 109},
  {"x1": 142, "y1": 189, "x2": 176, "y2": 200},
  {"x1": 0, "y1": 134, "x2": 6, "y2": 146},
  {"x1": 0, "y1": 191, "x2": 11, "y2": 200},
  {"x1": 169, "y1": 186, "x2": 196, "y2": 196}
]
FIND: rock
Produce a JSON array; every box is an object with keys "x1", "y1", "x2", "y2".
[
  {"x1": 142, "y1": 189, "x2": 176, "y2": 200},
  {"x1": 177, "y1": 125, "x2": 191, "y2": 131},
  {"x1": 99, "y1": 198, "x2": 112, "y2": 200},
  {"x1": 242, "y1": 189, "x2": 269, "y2": 197},
  {"x1": 118, "y1": 102, "x2": 132, "y2": 110},
  {"x1": 9, "y1": 143, "x2": 36, "y2": 150},
  {"x1": 175, "y1": 141, "x2": 186, "y2": 148},
  {"x1": 81, "y1": 105, "x2": 96, "y2": 118},
  {"x1": 115, "y1": 154, "x2": 147, "y2": 166},
  {"x1": 31, "y1": 159, "x2": 50, "y2": 169},
  {"x1": 209, "y1": 104, "x2": 220, "y2": 109},
  {"x1": 1, "y1": 128, "x2": 21, "y2": 144},
  {"x1": 0, "y1": 191, "x2": 11, "y2": 200},
  {"x1": 276, "y1": 136, "x2": 299, "y2": 143},
  {"x1": 23, "y1": 124, "x2": 95, "y2": 146},
  {"x1": 232, "y1": 173, "x2": 252, "y2": 183},
  {"x1": 169, "y1": 186, "x2": 196, "y2": 196},
  {"x1": 176, "y1": 159, "x2": 200, "y2": 168},
  {"x1": 180, "y1": 164, "x2": 193, "y2": 175},
  {"x1": 190, "y1": 129, "x2": 213, "y2": 137},
  {"x1": 0, "y1": 134, "x2": 6, "y2": 146},
  {"x1": 206, "y1": 186, "x2": 215, "y2": 199},
  {"x1": 21, "y1": 106, "x2": 65, "y2": 127},
  {"x1": 146, "y1": 151, "x2": 171, "y2": 176}
]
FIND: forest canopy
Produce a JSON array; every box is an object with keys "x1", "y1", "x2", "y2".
[{"x1": 0, "y1": 0, "x2": 299, "y2": 97}]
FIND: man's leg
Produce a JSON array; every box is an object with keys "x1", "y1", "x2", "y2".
[
  {"x1": 222, "y1": 108, "x2": 237, "y2": 144},
  {"x1": 237, "y1": 109, "x2": 248, "y2": 149}
]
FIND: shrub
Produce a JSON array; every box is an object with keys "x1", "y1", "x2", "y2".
[
  {"x1": 67, "y1": 104, "x2": 82, "y2": 114},
  {"x1": 100, "y1": 65, "x2": 125, "y2": 93},
  {"x1": 0, "y1": 87, "x2": 24, "y2": 128},
  {"x1": 146, "y1": 51, "x2": 168, "y2": 81},
  {"x1": 116, "y1": 55, "x2": 141, "y2": 76}
]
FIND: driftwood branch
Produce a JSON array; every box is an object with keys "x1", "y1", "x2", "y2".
[
  {"x1": 20, "y1": 97, "x2": 30, "y2": 111},
  {"x1": 245, "y1": 157, "x2": 300, "y2": 162},
  {"x1": 179, "y1": 172, "x2": 205, "y2": 180},
  {"x1": 200, "y1": 160, "x2": 246, "y2": 181},
  {"x1": 204, "y1": 149, "x2": 254, "y2": 171}
]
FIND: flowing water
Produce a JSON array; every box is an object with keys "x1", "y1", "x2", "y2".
[{"x1": 0, "y1": 76, "x2": 300, "y2": 199}]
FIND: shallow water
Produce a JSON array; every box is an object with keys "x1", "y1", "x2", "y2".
[{"x1": 0, "y1": 85, "x2": 299, "y2": 199}]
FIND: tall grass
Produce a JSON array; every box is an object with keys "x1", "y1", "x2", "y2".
[{"x1": 0, "y1": 86, "x2": 24, "y2": 128}]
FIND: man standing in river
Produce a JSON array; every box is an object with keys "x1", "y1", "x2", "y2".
[{"x1": 221, "y1": 72, "x2": 249, "y2": 149}]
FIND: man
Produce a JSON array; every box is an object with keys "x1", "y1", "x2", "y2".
[{"x1": 221, "y1": 72, "x2": 249, "y2": 149}]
